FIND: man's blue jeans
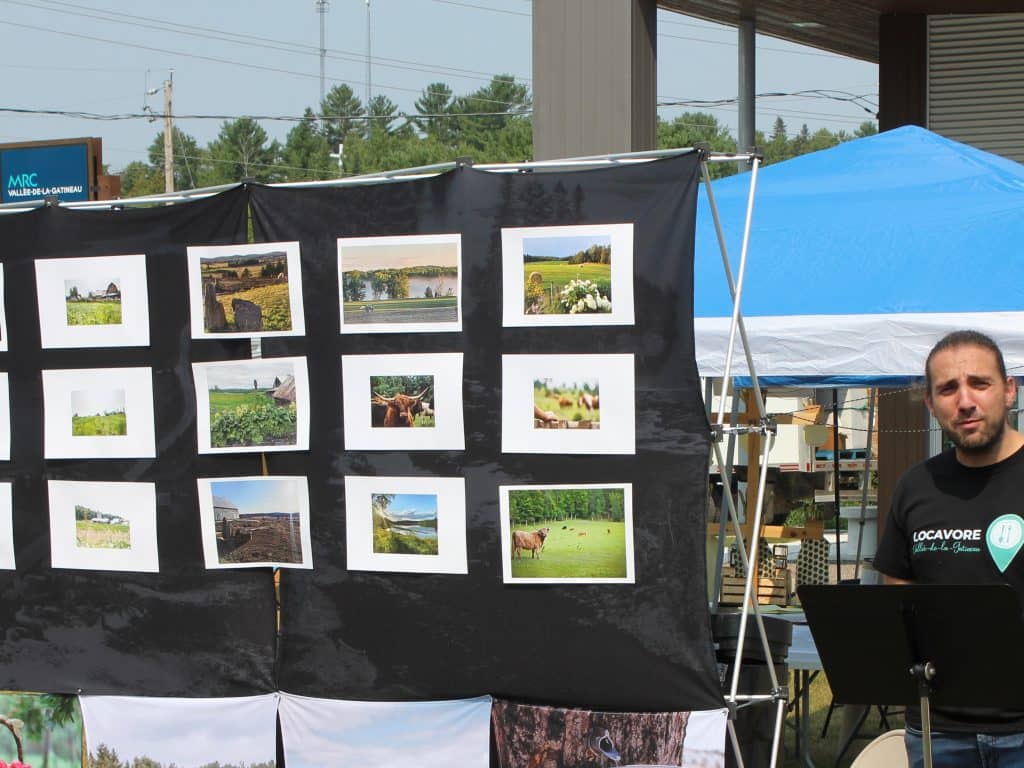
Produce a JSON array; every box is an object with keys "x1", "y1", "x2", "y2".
[{"x1": 906, "y1": 726, "x2": 1024, "y2": 767}]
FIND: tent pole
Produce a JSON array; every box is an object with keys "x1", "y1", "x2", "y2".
[
  {"x1": 833, "y1": 388, "x2": 842, "y2": 573},
  {"x1": 854, "y1": 388, "x2": 876, "y2": 579}
]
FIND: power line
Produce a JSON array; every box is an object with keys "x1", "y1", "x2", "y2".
[
  {"x1": 430, "y1": 0, "x2": 530, "y2": 17},
  {"x1": 0, "y1": 106, "x2": 531, "y2": 122}
]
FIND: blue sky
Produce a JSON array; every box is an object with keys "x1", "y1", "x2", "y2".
[
  {"x1": 211, "y1": 477, "x2": 301, "y2": 515},
  {"x1": 0, "y1": 1, "x2": 876, "y2": 172},
  {"x1": 523, "y1": 234, "x2": 611, "y2": 260},
  {"x1": 379, "y1": 493, "x2": 437, "y2": 521}
]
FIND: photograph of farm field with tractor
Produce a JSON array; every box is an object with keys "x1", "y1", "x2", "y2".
[
  {"x1": 200, "y1": 249, "x2": 292, "y2": 333},
  {"x1": 533, "y1": 377, "x2": 599, "y2": 429},
  {"x1": 75, "y1": 504, "x2": 130, "y2": 549},
  {"x1": 522, "y1": 233, "x2": 611, "y2": 315},
  {"x1": 508, "y1": 487, "x2": 629, "y2": 580},
  {"x1": 64, "y1": 276, "x2": 122, "y2": 325},
  {"x1": 206, "y1": 362, "x2": 298, "y2": 448},
  {"x1": 372, "y1": 492, "x2": 439, "y2": 555},
  {"x1": 340, "y1": 238, "x2": 459, "y2": 327}
]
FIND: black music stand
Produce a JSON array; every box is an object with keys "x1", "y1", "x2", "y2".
[{"x1": 798, "y1": 584, "x2": 1024, "y2": 768}]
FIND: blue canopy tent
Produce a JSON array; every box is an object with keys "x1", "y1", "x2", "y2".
[{"x1": 694, "y1": 126, "x2": 1024, "y2": 386}]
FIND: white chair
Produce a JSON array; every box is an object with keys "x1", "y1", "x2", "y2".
[{"x1": 849, "y1": 728, "x2": 908, "y2": 768}]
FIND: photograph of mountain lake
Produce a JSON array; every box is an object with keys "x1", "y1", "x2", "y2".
[
  {"x1": 340, "y1": 236, "x2": 459, "y2": 328},
  {"x1": 372, "y1": 492, "x2": 439, "y2": 555}
]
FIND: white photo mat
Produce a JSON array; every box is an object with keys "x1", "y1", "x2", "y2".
[
  {"x1": 35, "y1": 254, "x2": 149, "y2": 348},
  {"x1": 187, "y1": 241, "x2": 306, "y2": 339},
  {"x1": 278, "y1": 693, "x2": 492, "y2": 768},
  {"x1": 80, "y1": 694, "x2": 279, "y2": 768},
  {"x1": 341, "y1": 353, "x2": 465, "y2": 451},
  {"x1": 502, "y1": 353, "x2": 635, "y2": 455},
  {"x1": 197, "y1": 475, "x2": 313, "y2": 569},
  {"x1": 344, "y1": 475, "x2": 467, "y2": 575},
  {"x1": 499, "y1": 483, "x2": 635, "y2": 585},
  {"x1": 48, "y1": 480, "x2": 159, "y2": 573},
  {"x1": 0, "y1": 373, "x2": 10, "y2": 461},
  {"x1": 192, "y1": 356, "x2": 311, "y2": 454},
  {"x1": 501, "y1": 222, "x2": 634, "y2": 327},
  {"x1": 42, "y1": 367, "x2": 155, "y2": 459},
  {"x1": 0, "y1": 264, "x2": 8, "y2": 352},
  {"x1": 0, "y1": 483, "x2": 13, "y2": 570},
  {"x1": 337, "y1": 233, "x2": 462, "y2": 334}
]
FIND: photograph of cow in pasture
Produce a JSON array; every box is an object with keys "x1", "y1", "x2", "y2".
[
  {"x1": 370, "y1": 375, "x2": 434, "y2": 428},
  {"x1": 75, "y1": 503, "x2": 130, "y2": 549},
  {"x1": 64, "y1": 276, "x2": 122, "y2": 325},
  {"x1": 48, "y1": 480, "x2": 159, "y2": 572},
  {"x1": 500, "y1": 484, "x2": 634, "y2": 584},
  {"x1": 193, "y1": 357, "x2": 309, "y2": 453},
  {"x1": 35, "y1": 254, "x2": 149, "y2": 348},
  {"x1": 342, "y1": 353, "x2": 464, "y2": 451},
  {"x1": 372, "y1": 492, "x2": 438, "y2": 555},
  {"x1": 338, "y1": 234, "x2": 462, "y2": 333},
  {"x1": 533, "y1": 377, "x2": 599, "y2": 429},
  {"x1": 71, "y1": 388, "x2": 127, "y2": 436},
  {"x1": 345, "y1": 475, "x2": 467, "y2": 574},
  {"x1": 521, "y1": 233, "x2": 612, "y2": 315},
  {"x1": 187, "y1": 242, "x2": 305, "y2": 338},
  {"x1": 197, "y1": 476, "x2": 312, "y2": 569}
]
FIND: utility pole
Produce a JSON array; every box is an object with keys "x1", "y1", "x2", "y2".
[
  {"x1": 315, "y1": 0, "x2": 329, "y2": 104},
  {"x1": 365, "y1": 0, "x2": 371, "y2": 108},
  {"x1": 163, "y1": 70, "x2": 174, "y2": 193}
]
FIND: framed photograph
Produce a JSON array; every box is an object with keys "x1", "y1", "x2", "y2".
[
  {"x1": 197, "y1": 476, "x2": 312, "y2": 569},
  {"x1": 0, "y1": 483, "x2": 13, "y2": 570},
  {"x1": 192, "y1": 357, "x2": 310, "y2": 454},
  {"x1": 501, "y1": 223, "x2": 634, "y2": 327},
  {"x1": 279, "y1": 693, "x2": 492, "y2": 768},
  {"x1": 34, "y1": 254, "x2": 149, "y2": 348},
  {"x1": 499, "y1": 483, "x2": 634, "y2": 584},
  {"x1": 80, "y1": 694, "x2": 278, "y2": 768},
  {"x1": 344, "y1": 475, "x2": 467, "y2": 575},
  {"x1": 341, "y1": 353, "x2": 464, "y2": 451},
  {"x1": 42, "y1": 367, "x2": 155, "y2": 459},
  {"x1": 187, "y1": 241, "x2": 305, "y2": 339},
  {"x1": 0, "y1": 373, "x2": 9, "y2": 461},
  {"x1": 48, "y1": 480, "x2": 159, "y2": 573},
  {"x1": 501, "y1": 354, "x2": 635, "y2": 454},
  {"x1": 0, "y1": 264, "x2": 8, "y2": 352},
  {"x1": 338, "y1": 233, "x2": 462, "y2": 334}
]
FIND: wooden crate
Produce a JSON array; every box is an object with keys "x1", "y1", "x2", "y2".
[{"x1": 719, "y1": 568, "x2": 792, "y2": 607}]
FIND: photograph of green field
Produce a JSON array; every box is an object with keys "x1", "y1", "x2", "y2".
[
  {"x1": 340, "y1": 238, "x2": 459, "y2": 327},
  {"x1": 200, "y1": 250, "x2": 292, "y2": 333},
  {"x1": 64, "y1": 277, "x2": 122, "y2": 325},
  {"x1": 71, "y1": 389, "x2": 127, "y2": 436},
  {"x1": 372, "y1": 492, "x2": 439, "y2": 555},
  {"x1": 206, "y1": 362, "x2": 297, "y2": 448},
  {"x1": 533, "y1": 377, "x2": 600, "y2": 428},
  {"x1": 370, "y1": 375, "x2": 434, "y2": 428},
  {"x1": 75, "y1": 504, "x2": 130, "y2": 549},
  {"x1": 522, "y1": 233, "x2": 611, "y2": 315},
  {"x1": 507, "y1": 487, "x2": 629, "y2": 580}
]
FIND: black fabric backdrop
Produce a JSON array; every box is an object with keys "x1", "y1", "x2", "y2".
[
  {"x1": 0, "y1": 187, "x2": 277, "y2": 696},
  {"x1": 251, "y1": 153, "x2": 722, "y2": 711}
]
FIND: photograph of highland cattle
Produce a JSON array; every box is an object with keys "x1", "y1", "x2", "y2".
[
  {"x1": 501, "y1": 485, "x2": 633, "y2": 584},
  {"x1": 532, "y1": 377, "x2": 599, "y2": 430},
  {"x1": 193, "y1": 358, "x2": 308, "y2": 453},
  {"x1": 369, "y1": 375, "x2": 435, "y2": 428},
  {"x1": 521, "y1": 232, "x2": 611, "y2": 315},
  {"x1": 339, "y1": 234, "x2": 461, "y2": 332},
  {"x1": 198, "y1": 476, "x2": 311, "y2": 569},
  {"x1": 372, "y1": 492, "x2": 439, "y2": 555},
  {"x1": 64, "y1": 276, "x2": 122, "y2": 325},
  {"x1": 187, "y1": 242, "x2": 304, "y2": 338}
]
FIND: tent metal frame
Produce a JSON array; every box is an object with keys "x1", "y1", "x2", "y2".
[{"x1": 0, "y1": 145, "x2": 786, "y2": 766}]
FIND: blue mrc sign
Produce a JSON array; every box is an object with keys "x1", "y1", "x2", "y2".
[{"x1": 1, "y1": 143, "x2": 90, "y2": 203}]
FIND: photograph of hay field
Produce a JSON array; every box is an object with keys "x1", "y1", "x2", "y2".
[
  {"x1": 75, "y1": 504, "x2": 130, "y2": 549},
  {"x1": 206, "y1": 362, "x2": 297, "y2": 448},
  {"x1": 522, "y1": 233, "x2": 612, "y2": 315},
  {"x1": 340, "y1": 237, "x2": 459, "y2": 328},
  {"x1": 533, "y1": 378, "x2": 600, "y2": 429},
  {"x1": 64, "y1": 277, "x2": 122, "y2": 325},
  {"x1": 200, "y1": 249, "x2": 292, "y2": 333},
  {"x1": 507, "y1": 487, "x2": 629, "y2": 580},
  {"x1": 372, "y1": 492, "x2": 439, "y2": 555},
  {"x1": 71, "y1": 389, "x2": 127, "y2": 437}
]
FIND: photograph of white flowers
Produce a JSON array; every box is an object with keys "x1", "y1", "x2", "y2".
[{"x1": 501, "y1": 223, "x2": 634, "y2": 327}]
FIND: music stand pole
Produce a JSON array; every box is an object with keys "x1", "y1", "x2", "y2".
[{"x1": 911, "y1": 661, "x2": 936, "y2": 768}]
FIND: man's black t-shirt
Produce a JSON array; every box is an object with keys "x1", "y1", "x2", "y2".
[{"x1": 874, "y1": 445, "x2": 1024, "y2": 733}]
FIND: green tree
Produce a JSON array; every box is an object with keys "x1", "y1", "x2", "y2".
[
  {"x1": 342, "y1": 272, "x2": 366, "y2": 302},
  {"x1": 282, "y1": 108, "x2": 335, "y2": 181},
  {"x1": 414, "y1": 81, "x2": 455, "y2": 142},
  {"x1": 204, "y1": 118, "x2": 282, "y2": 184},
  {"x1": 854, "y1": 120, "x2": 878, "y2": 138},
  {"x1": 118, "y1": 160, "x2": 163, "y2": 198},
  {"x1": 451, "y1": 74, "x2": 531, "y2": 152},
  {"x1": 657, "y1": 112, "x2": 738, "y2": 178},
  {"x1": 319, "y1": 83, "x2": 365, "y2": 148},
  {"x1": 366, "y1": 94, "x2": 401, "y2": 135},
  {"x1": 91, "y1": 744, "x2": 124, "y2": 768},
  {"x1": 147, "y1": 127, "x2": 202, "y2": 191}
]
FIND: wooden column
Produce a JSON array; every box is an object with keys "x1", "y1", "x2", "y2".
[{"x1": 877, "y1": 388, "x2": 928, "y2": 537}]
